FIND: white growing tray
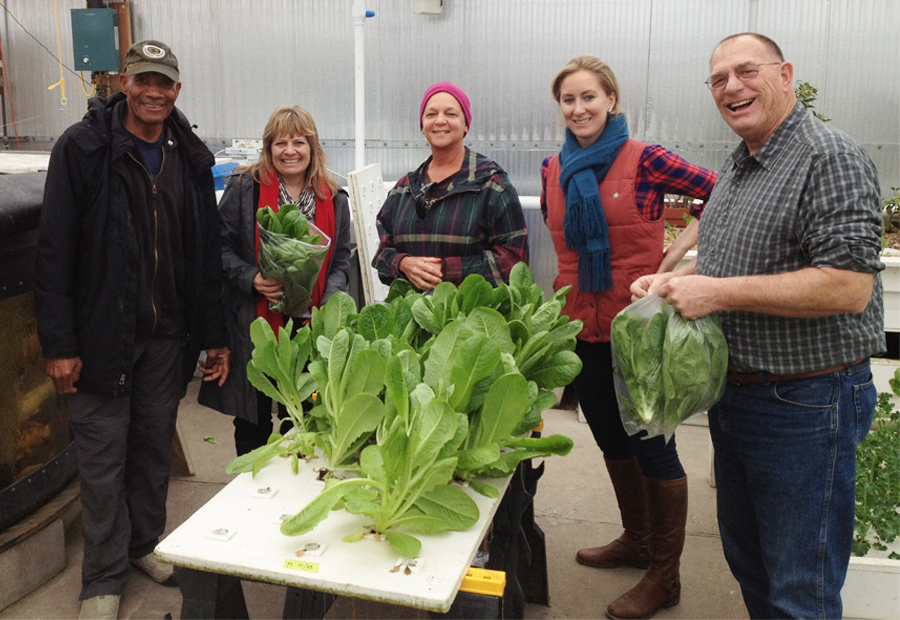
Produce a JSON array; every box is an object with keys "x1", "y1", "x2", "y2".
[{"x1": 155, "y1": 454, "x2": 511, "y2": 613}]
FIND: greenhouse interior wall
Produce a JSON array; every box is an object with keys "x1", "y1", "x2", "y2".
[{"x1": 2, "y1": 0, "x2": 899, "y2": 294}]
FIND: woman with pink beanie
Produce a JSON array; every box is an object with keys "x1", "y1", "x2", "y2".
[{"x1": 372, "y1": 81, "x2": 528, "y2": 289}]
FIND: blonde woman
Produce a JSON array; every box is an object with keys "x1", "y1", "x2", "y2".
[
  {"x1": 199, "y1": 106, "x2": 351, "y2": 455},
  {"x1": 542, "y1": 56, "x2": 717, "y2": 619}
]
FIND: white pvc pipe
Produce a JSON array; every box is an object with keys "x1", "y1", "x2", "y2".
[{"x1": 352, "y1": 1, "x2": 366, "y2": 172}]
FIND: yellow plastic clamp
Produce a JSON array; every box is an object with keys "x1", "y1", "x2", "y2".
[{"x1": 459, "y1": 567, "x2": 506, "y2": 597}]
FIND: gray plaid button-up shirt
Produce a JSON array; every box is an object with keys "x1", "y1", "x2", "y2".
[{"x1": 697, "y1": 102, "x2": 885, "y2": 374}]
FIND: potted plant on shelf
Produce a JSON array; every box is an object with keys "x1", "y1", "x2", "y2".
[{"x1": 663, "y1": 194, "x2": 695, "y2": 228}]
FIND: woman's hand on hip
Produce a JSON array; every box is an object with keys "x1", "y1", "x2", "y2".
[{"x1": 399, "y1": 256, "x2": 443, "y2": 290}]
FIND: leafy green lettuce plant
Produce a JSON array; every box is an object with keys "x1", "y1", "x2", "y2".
[
  {"x1": 610, "y1": 293, "x2": 728, "y2": 441},
  {"x1": 610, "y1": 302, "x2": 668, "y2": 423},
  {"x1": 229, "y1": 263, "x2": 582, "y2": 556},
  {"x1": 307, "y1": 327, "x2": 388, "y2": 471},
  {"x1": 225, "y1": 318, "x2": 318, "y2": 477},
  {"x1": 257, "y1": 204, "x2": 330, "y2": 315},
  {"x1": 414, "y1": 307, "x2": 576, "y2": 496},
  {"x1": 280, "y1": 390, "x2": 479, "y2": 558}
]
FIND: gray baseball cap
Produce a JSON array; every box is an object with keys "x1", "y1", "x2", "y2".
[{"x1": 123, "y1": 40, "x2": 180, "y2": 82}]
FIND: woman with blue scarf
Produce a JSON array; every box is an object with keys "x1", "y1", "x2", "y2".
[{"x1": 541, "y1": 56, "x2": 717, "y2": 620}]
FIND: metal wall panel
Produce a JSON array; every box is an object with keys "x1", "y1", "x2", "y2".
[
  {"x1": 643, "y1": 0, "x2": 751, "y2": 173},
  {"x1": 131, "y1": 0, "x2": 355, "y2": 142},
  {"x1": 3, "y1": 0, "x2": 897, "y2": 194},
  {"x1": 754, "y1": 0, "x2": 900, "y2": 188}
]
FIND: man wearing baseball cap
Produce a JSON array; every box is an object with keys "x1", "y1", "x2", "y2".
[{"x1": 35, "y1": 40, "x2": 230, "y2": 619}]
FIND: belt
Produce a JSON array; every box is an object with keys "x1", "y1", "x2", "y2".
[{"x1": 726, "y1": 358, "x2": 866, "y2": 386}]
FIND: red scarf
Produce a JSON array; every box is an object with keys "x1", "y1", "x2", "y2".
[{"x1": 255, "y1": 172, "x2": 336, "y2": 334}]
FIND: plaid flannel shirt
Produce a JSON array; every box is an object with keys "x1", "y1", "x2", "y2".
[
  {"x1": 696, "y1": 102, "x2": 885, "y2": 373},
  {"x1": 540, "y1": 144, "x2": 717, "y2": 222},
  {"x1": 373, "y1": 148, "x2": 528, "y2": 287}
]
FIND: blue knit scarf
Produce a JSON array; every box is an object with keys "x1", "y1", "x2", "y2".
[{"x1": 559, "y1": 114, "x2": 629, "y2": 292}]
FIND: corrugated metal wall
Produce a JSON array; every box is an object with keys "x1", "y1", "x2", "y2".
[
  {"x1": 5, "y1": 0, "x2": 898, "y2": 188},
  {"x1": 3, "y1": 0, "x2": 898, "y2": 290}
]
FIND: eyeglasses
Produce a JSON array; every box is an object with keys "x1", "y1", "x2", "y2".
[{"x1": 705, "y1": 62, "x2": 782, "y2": 91}]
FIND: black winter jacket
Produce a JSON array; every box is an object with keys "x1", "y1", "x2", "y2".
[{"x1": 34, "y1": 93, "x2": 226, "y2": 396}]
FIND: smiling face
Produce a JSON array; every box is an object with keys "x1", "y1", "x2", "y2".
[
  {"x1": 558, "y1": 70, "x2": 617, "y2": 148},
  {"x1": 120, "y1": 72, "x2": 181, "y2": 141},
  {"x1": 270, "y1": 133, "x2": 311, "y2": 185},
  {"x1": 709, "y1": 35, "x2": 795, "y2": 153},
  {"x1": 421, "y1": 92, "x2": 468, "y2": 151}
]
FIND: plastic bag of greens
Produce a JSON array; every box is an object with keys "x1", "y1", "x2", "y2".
[
  {"x1": 257, "y1": 204, "x2": 331, "y2": 317},
  {"x1": 610, "y1": 293, "x2": 669, "y2": 429},
  {"x1": 610, "y1": 293, "x2": 728, "y2": 443}
]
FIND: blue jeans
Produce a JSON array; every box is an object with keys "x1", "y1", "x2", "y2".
[{"x1": 708, "y1": 359, "x2": 876, "y2": 619}]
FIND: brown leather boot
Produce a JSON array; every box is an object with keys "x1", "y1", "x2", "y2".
[
  {"x1": 577, "y1": 457, "x2": 651, "y2": 569},
  {"x1": 606, "y1": 476, "x2": 688, "y2": 620}
]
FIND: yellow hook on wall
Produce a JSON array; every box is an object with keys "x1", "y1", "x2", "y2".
[{"x1": 47, "y1": 0, "x2": 67, "y2": 106}]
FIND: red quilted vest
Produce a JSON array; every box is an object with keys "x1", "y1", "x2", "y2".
[{"x1": 545, "y1": 139, "x2": 663, "y2": 342}]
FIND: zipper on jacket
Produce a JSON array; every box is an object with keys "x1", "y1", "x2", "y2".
[{"x1": 127, "y1": 150, "x2": 165, "y2": 335}]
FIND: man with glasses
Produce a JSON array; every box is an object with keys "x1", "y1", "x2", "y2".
[{"x1": 632, "y1": 32, "x2": 884, "y2": 618}]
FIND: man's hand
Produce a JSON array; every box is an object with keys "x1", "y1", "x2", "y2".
[
  {"x1": 253, "y1": 272, "x2": 282, "y2": 304},
  {"x1": 399, "y1": 256, "x2": 443, "y2": 290},
  {"x1": 200, "y1": 347, "x2": 231, "y2": 386},
  {"x1": 630, "y1": 272, "x2": 676, "y2": 301},
  {"x1": 47, "y1": 357, "x2": 82, "y2": 394},
  {"x1": 657, "y1": 275, "x2": 720, "y2": 319}
]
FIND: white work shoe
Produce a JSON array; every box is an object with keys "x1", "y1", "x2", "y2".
[
  {"x1": 131, "y1": 552, "x2": 177, "y2": 586},
  {"x1": 78, "y1": 594, "x2": 120, "y2": 620}
]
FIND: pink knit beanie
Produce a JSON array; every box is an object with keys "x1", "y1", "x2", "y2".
[{"x1": 419, "y1": 81, "x2": 472, "y2": 129}]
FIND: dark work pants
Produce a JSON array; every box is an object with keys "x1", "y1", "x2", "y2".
[
  {"x1": 572, "y1": 339, "x2": 685, "y2": 480},
  {"x1": 67, "y1": 337, "x2": 183, "y2": 600}
]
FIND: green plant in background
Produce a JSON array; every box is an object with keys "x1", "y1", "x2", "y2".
[
  {"x1": 664, "y1": 195, "x2": 696, "y2": 228},
  {"x1": 854, "y1": 367, "x2": 900, "y2": 558},
  {"x1": 882, "y1": 187, "x2": 900, "y2": 234},
  {"x1": 795, "y1": 81, "x2": 831, "y2": 122}
]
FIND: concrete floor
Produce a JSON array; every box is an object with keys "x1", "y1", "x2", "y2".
[{"x1": 1, "y1": 380, "x2": 749, "y2": 620}]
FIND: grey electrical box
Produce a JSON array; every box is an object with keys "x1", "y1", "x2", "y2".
[
  {"x1": 413, "y1": 0, "x2": 443, "y2": 14},
  {"x1": 71, "y1": 8, "x2": 119, "y2": 72}
]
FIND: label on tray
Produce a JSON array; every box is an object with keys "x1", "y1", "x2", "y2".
[{"x1": 283, "y1": 558, "x2": 320, "y2": 573}]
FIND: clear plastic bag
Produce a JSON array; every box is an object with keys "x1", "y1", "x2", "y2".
[
  {"x1": 610, "y1": 293, "x2": 728, "y2": 443},
  {"x1": 258, "y1": 221, "x2": 331, "y2": 317}
]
